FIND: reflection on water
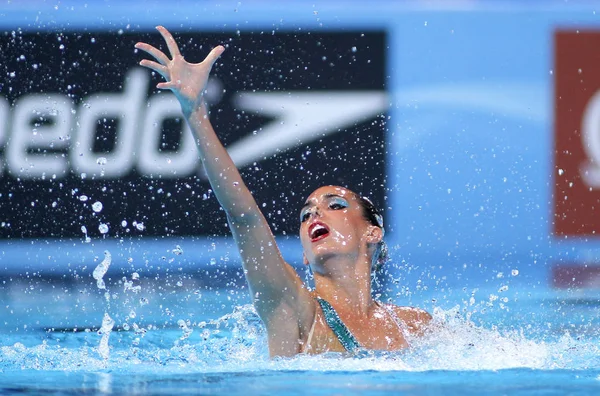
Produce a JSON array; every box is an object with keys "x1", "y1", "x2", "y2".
[
  {"x1": 97, "y1": 372, "x2": 112, "y2": 394},
  {"x1": 2, "y1": 369, "x2": 600, "y2": 395}
]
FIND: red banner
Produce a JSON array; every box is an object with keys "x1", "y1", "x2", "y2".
[{"x1": 554, "y1": 30, "x2": 600, "y2": 236}]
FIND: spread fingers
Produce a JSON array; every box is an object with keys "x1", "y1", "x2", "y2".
[
  {"x1": 135, "y1": 42, "x2": 170, "y2": 65},
  {"x1": 139, "y1": 59, "x2": 169, "y2": 79},
  {"x1": 156, "y1": 25, "x2": 181, "y2": 59}
]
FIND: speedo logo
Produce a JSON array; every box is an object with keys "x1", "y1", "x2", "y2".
[{"x1": 0, "y1": 68, "x2": 388, "y2": 180}]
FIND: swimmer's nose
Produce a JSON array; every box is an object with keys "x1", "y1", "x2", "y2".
[
  {"x1": 302, "y1": 205, "x2": 323, "y2": 225},
  {"x1": 310, "y1": 206, "x2": 322, "y2": 219}
]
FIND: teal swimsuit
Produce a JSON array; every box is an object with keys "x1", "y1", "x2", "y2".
[
  {"x1": 315, "y1": 297, "x2": 408, "y2": 354},
  {"x1": 316, "y1": 297, "x2": 362, "y2": 353}
]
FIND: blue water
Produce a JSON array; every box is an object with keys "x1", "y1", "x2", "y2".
[{"x1": 1, "y1": 271, "x2": 599, "y2": 395}]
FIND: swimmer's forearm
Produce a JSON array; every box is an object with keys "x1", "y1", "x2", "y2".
[
  {"x1": 185, "y1": 102, "x2": 258, "y2": 220},
  {"x1": 185, "y1": 102, "x2": 311, "y2": 320},
  {"x1": 185, "y1": 102, "x2": 310, "y2": 318}
]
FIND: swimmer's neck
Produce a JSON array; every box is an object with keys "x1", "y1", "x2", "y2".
[{"x1": 313, "y1": 266, "x2": 374, "y2": 316}]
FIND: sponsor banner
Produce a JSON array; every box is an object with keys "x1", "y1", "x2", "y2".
[
  {"x1": 554, "y1": 30, "x2": 600, "y2": 237},
  {"x1": 0, "y1": 30, "x2": 387, "y2": 239}
]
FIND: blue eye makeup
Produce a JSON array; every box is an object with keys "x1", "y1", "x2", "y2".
[
  {"x1": 300, "y1": 208, "x2": 311, "y2": 223},
  {"x1": 300, "y1": 195, "x2": 349, "y2": 223},
  {"x1": 328, "y1": 197, "x2": 348, "y2": 209}
]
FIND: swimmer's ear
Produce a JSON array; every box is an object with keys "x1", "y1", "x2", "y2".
[
  {"x1": 303, "y1": 253, "x2": 309, "y2": 266},
  {"x1": 366, "y1": 226, "x2": 383, "y2": 244}
]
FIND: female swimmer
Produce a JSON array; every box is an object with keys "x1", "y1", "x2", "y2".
[{"x1": 135, "y1": 26, "x2": 431, "y2": 357}]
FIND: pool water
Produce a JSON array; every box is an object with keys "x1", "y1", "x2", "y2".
[{"x1": 1, "y1": 273, "x2": 599, "y2": 395}]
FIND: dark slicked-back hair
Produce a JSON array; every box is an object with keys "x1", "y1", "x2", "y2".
[{"x1": 356, "y1": 195, "x2": 388, "y2": 271}]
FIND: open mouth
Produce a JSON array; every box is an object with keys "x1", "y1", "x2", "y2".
[{"x1": 309, "y1": 221, "x2": 330, "y2": 242}]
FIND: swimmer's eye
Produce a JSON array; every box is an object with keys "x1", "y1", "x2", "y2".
[
  {"x1": 300, "y1": 209, "x2": 311, "y2": 223},
  {"x1": 300, "y1": 198, "x2": 347, "y2": 222},
  {"x1": 329, "y1": 198, "x2": 348, "y2": 210}
]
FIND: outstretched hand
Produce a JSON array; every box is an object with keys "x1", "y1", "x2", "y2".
[{"x1": 135, "y1": 26, "x2": 225, "y2": 115}]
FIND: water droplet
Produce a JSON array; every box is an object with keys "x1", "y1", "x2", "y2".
[
  {"x1": 98, "y1": 223, "x2": 109, "y2": 234},
  {"x1": 93, "y1": 251, "x2": 112, "y2": 289},
  {"x1": 92, "y1": 201, "x2": 103, "y2": 213},
  {"x1": 96, "y1": 157, "x2": 107, "y2": 166},
  {"x1": 79, "y1": 195, "x2": 88, "y2": 202}
]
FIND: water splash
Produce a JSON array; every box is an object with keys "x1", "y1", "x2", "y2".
[
  {"x1": 177, "y1": 319, "x2": 193, "y2": 342},
  {"x1": 1, "y1": 305, "x2": 598, "y2": 373},
  {"x1": 92, "y1": 251, "x2": 111, "y2": 290},
  {"x1": 97, "y1": 313, "x2": 115, "y2": 360}
]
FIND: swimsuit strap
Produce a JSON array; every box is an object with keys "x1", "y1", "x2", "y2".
[
  {"x1": 316, "y1": 297, "x2": 362, "y2": 353},
  {"x1": 303, "y1": 310, "x2": 318, "y2": 353}
]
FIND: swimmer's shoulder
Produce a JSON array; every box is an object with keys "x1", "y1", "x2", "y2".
[{"x1": 389, "y1": 305, "x2": 432, "y2": 336}]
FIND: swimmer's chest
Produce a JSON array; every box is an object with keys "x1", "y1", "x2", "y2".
[{"x1": 302, "y1": 305, "x2": 408, "y2": 354}]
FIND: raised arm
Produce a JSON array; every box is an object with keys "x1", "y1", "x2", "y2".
[{"x1": 135, "y1": 27, "x2": 313, "y2": 332}]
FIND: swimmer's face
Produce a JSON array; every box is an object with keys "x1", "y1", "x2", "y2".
[{"x1": 299, "y1": 186, "x2": 378, "y2": 267}]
